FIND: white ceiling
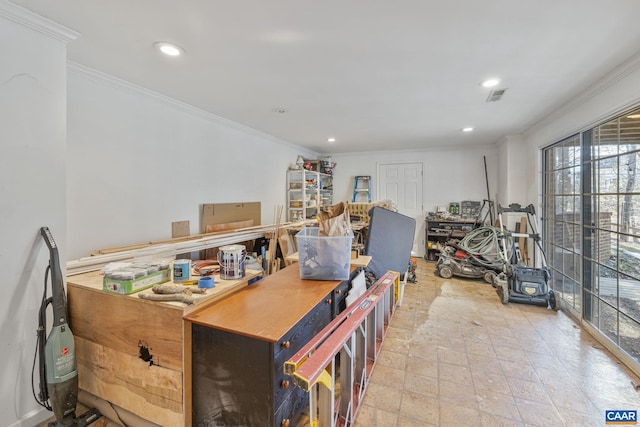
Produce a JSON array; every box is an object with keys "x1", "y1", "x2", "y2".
[{"x1": 12, "y1": 0, "x2": 640, "y2": 153}]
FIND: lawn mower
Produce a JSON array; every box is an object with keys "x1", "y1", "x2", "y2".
[
  {"x1": 495, "y1": 204, "x2": 558, "y2": 310},
  {"x1": 434, "y1": 226, "x2": 508, "y2": 284},
  {"x1": 434, "y1": 243, "x2": 497, "y2": 284}
]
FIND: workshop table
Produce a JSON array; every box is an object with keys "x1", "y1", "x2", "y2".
[{"x1": 66, "y1": 268, "x2": 260, "y2": 426}]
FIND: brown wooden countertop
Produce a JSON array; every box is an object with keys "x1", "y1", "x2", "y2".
[{"x1": 184, "y1": 265, "x2": 346, "y2": 342}]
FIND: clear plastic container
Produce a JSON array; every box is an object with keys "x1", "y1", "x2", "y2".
[{"x1": 296, "y1": 227, "x2": 353, "y2": 280}]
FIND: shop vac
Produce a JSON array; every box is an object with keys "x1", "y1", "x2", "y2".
[{"x1": 33, "y1": 227, "x2": 101, "y2": 427}]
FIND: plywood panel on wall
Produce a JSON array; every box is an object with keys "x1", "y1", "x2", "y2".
[{"x1": 200, "y1": 202, "x2": 261, "y2": 233}]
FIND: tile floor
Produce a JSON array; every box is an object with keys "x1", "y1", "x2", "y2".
[{"x1": 354, "y1": 258, "x2": 640, "y2": 426}]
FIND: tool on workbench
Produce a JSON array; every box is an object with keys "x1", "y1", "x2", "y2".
[
  {"x1": 177, "y1": 279, "x2": 199, "y2": 286},
  {"x1": 33, "y1": 227, "x2": 102, "y2": 427}
]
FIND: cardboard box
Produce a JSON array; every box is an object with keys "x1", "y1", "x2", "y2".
[
  {"x1": 200, "y1": 202, "x2": 262, "y2": 259},
  {"x1": 200, "y1": 202, "x2": 261, "y2": 233}
]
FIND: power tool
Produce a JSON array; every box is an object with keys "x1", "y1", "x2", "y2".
[{"x1": 34, "y1": 227, "x2": 101, "y2": 427}]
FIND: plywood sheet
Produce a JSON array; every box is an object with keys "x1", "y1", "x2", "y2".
[
  {"x1": 203, "y1": 219, "x2": 255, "y2": 258},
  {"x1": 171, "y1": 220, "x2": 190, "y2": 238},
  {"x1": 518, "y1": 216, "x2": 529, "y2": 265},
  {"x1": 204, "y1": 219, "x2": 254, "y2": 233},
  {"x1": 172, "y1": 220, "x2": 191, "y2": 259},
  {"x1": 75, "y1": 337, "x2": 183, "y2": 426},
  {"x1": 200, "y1": 202, "x2": 261, "y2": 233},
  {"x1": 68, "y1": 276, "x2": 185, "y2": 372}
]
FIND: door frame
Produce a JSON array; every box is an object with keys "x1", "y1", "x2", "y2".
[{"x1": 376, "y1": 161, "x2": 425, "y2": 256}]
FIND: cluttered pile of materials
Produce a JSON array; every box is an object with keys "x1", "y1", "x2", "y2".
[
  {"x1": 296, "y1": 201, "x2": 353, "y2": 280},
  {"x1": 434, "y1": 203, "x2": 558, "y2": 310},
  {"x1": 434, "y1": 225, "x2": 507, "y2": 284}
]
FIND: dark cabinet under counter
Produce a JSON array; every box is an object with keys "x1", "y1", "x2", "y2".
[{"x1": 184, "y1": 265, "x2": 358, "y2": 426}]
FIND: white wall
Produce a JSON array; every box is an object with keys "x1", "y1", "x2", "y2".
[
  {"x1": 0, "y1": 4, "x2": 76, "y2": 426},
  {"x1": 522, "y1": 52, "x2": 640, "y2": 203},
  {"x1": 330, "y1": 145, "x2": 498, "y2": 256},
  {"x1": 66, "y1": 66, "x2": 316, "y2": 259},
  {"x1": 496, "y1": 135, "x2": 528, "y2": 208}
]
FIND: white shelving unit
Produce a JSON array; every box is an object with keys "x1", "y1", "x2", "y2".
[{"x1": 287, "y1": 169, "x2": 333, "y2": 221}]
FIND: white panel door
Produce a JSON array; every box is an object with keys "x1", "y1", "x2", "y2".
[{"x1": 378, "y1": 162, "x2": 423, "y2": 255}]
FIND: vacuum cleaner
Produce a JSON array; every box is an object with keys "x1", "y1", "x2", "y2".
[{"x1": 33, "y1": 227, "x2": 101, "y2": 427}]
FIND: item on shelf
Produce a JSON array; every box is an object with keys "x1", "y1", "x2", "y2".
[
  {"x1": 287, "y1": 169, "x2": 333, "y2": 221},
  {"x1": 449, "y1": 202, "x2": 460, "y2": 215},
  {"x1": 320, "y1": 156, "x2": 336, "y2": 174},
  {"x1": 461, "y1": 200, "x2": 482, "y2": 219},
  {"x1": 424, "y1": 218, "x2": 480, "y2": 261},
  {"x1": 303, "y1": 160, "x2": 320, "y2": 171}
]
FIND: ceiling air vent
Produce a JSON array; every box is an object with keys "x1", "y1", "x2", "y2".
[{"x1": 486, "y1": 88, "x2": 507, "y2": 102}]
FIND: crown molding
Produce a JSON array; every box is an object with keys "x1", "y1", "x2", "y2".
[
  {"x1": 329, "y1": 141, "x2": 498, "y2": 158},
  {"x1": 1, "y1": 1, "x2": 79, "y2": 42},
  {"x1": 66, "y1": 61, "x2": 311, "y2": 153},
  {"x1": 525, "y1": 49, "x2": 640, "y2": 140}
]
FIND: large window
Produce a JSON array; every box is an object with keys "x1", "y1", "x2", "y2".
[
  {"x1": 543, "y1": 134, "x2": 582, "y2": 312},
  {"x1": 543, "y1": 107, "x2": 640, "y2": 366}
]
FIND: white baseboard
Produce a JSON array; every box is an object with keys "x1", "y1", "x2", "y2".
[{"x1": 7, "y1": 407, "x2": 51, "y2": 427}]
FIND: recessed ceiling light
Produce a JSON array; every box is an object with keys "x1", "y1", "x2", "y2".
[
  {"x1": 481, "y1": 79, "x2": 500, "y2": 88},
  {"x1": 154, "y1": 42, "x2": 185, "y2": 57},
  {"x1": 327, "y1": 137, "x2": 336, "y2": 143},
  {"x1": 627, "y1": 114, "x2": 640, "y2": 119},
  {"x1": 462, "y1": 127, "x2": 474, "y2": 132}
]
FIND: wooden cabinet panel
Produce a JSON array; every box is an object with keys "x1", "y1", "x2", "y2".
[
  {"x1": 191, "y1": 292, "x2": 333, "y2": 426},
  {"x1": 75, "y1": 337, "x2": 183, "y2": 425},
  {"x1": 192, "y1": 325, "x2": 273, "y2": 425}
]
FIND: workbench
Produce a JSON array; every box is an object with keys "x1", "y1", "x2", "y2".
[
  {"x1": 424, "y1": 218, "x2": 480, "y2": 261},
  {"x1": 67, "y1": 264, "x2": 363, "y2": 426},
  {"x1": 66, "y1": 269, "x2": 261, "y2": 426},
  {"x1": 184, "y1": 265, "x2": 359, "y2": 426}
]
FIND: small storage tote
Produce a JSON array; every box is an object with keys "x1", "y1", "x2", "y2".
[{"x1": 296, "y1": 227, "x2": 353, "y2": 280}]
